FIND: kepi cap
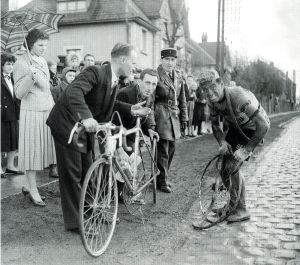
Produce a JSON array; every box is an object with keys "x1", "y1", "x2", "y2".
[{"x1": 161, "y1": 48, "x2": 177, "y2": 59}]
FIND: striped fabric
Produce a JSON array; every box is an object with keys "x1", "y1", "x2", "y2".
[
  {"x1": 18, "y1": 109, "x2": 56, "y2": 171},
  {"x1": 1, "y1": 8, "x2": 63, "y2": 52}
]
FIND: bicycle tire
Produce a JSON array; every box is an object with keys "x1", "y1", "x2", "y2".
[
  {"x1": 151, "y1": 139, "x2": 157, "y2": 204},
  {"x1": 193, "y1": 155, "x2": 242, "y2": 230},
  {"x1": 122, "y1": 142, "x2": 157, "y2": 219},
  {"x1": 79, "y1": 158, "x2": 118, "y2": 257}
]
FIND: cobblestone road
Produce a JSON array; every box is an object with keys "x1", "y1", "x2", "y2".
[
  {"x1": 232, "y1": 116, "x2": 300, "y2": 265},
  {"x1": 169, "y1": 117, "x2": 300, "y2": 265}
]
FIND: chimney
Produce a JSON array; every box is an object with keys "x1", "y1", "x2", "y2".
[{"x1": 202, "y1": 32, "x2": 208, "y2": 43}]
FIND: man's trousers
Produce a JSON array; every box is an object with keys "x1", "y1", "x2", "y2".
[
  {"x1": 54, "y1": 140, "x2": 92, "y2": 230},
  {"x1": 156, "y1": 139, "x2": 175, "y2": 187}
]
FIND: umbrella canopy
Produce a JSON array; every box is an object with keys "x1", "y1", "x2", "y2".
[{"x1": 1, "y1": 8, "x2": 63, "y2": 52}]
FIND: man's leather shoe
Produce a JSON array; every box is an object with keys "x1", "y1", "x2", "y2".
[
  {"x1": 206, "y1": 212, "x2": 221, "y2": 223},
  {"x1": 5, "y1": 168, "x2": 24, "y2": 175},
  {"x1": 49, "y1": 165, "x2": 59, "y2": 178},
  {"x1": 167, "y1": 182, "x2": 173, "y2": 188},
  {"x1": 227, "y1": 210, "x2": 250, "y2": 223},
  {"x1": 158, "y1": 185, "x2": 172, "y2": 193}
]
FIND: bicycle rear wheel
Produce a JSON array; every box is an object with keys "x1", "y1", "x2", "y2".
[
  {"x1": 193, "y1": 155, "x2": 242, "y2": 230},
  {"x1": 151, "y1": 139, "x2": 157, "y2": 204},
  {"x1": 79, "y1": 158, "x2": 118, "y2": 257},
  {"x1": 123, "y1": 142, "x2": 157, "y2": 219}
]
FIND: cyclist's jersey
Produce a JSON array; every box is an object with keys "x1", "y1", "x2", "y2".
[{"x1": 209, "y1": 86, "x2": 269, "y2": 130}]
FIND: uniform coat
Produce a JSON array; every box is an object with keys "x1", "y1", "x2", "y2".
[
  {"x1": 154, "y1": 64, "x2": 188, "y2": 188},
  {"x1": 1, "y1": 74, "x2": 20, "y2": 152},
  {"x1": 154, "y1": 65, "x2": 188, "y2": 141}
]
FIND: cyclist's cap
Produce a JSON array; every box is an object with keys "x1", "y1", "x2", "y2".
[{"x1": 198, "y1": 69, "x2": 220, "y2": 89}]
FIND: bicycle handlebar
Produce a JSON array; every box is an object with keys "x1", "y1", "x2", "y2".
[{"x1": 68, "y1": 121, "x2": 132, "y2": 152}]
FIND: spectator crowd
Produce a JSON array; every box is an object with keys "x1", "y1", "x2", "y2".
[{"x1": 2, "y1": 28, "x2": 267, "y2": 231}]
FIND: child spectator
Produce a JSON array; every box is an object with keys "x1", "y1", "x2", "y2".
[
  {"x1": 47, "y1": 60, "x2": 60, "y2": 88},
  {"x1": 1, "y1": 53, "x2": 22, "y2": 178},
  {"x1": 65, "y1": 52, "x2": 81, "y2": 76},
  {"x1": 51, "y1": 67, "x2": 76, "y2": 103}
]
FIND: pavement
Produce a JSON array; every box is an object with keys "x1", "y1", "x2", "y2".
[{"x1": 175, "y1": 115, "x2": 300, "y2": 265}]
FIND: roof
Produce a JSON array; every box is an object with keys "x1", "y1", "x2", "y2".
[
  {"x1": 19, "y1": 0, "x2": 57, "y2": 12},
  {"x1": 19, "y1": 0, "x2": 159, "y2": 32},
  {"x1": 186, "y1": 39, "x2": 215, "y2": 67},
  {"x1": 133, "y1": 0, "x2": 164, "y2": 19},
  {"x1": 199, "y1": 41, "x2": 232, "y2": 67}
]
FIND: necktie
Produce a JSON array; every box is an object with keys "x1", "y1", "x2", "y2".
[{"x1": 5, "y1": 75, "x2": 11, "y2": 80}]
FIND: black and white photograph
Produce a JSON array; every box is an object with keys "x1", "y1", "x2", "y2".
[{"x1": 1, "y1": 0, "x2": 300, "y2": 264}]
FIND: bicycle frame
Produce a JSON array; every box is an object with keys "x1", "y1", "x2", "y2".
[{"x1": 96, "y1": 116, "x2": 159, "y2": 199}]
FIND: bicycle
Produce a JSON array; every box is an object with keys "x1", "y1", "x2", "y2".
[
  {"x1": 192, "y1": 153, "x2": 243, "y2": 230},
  {"x1": 69, "y1": 111, "x2": 159, "y2": 257}
]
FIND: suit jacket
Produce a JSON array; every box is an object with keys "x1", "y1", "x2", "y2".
[
  {"x1": 13, "y1": 53, "x2": 54, "y2": 111},
  {"x1": 46, "y1": 63, "x2": 132, "y2": 153},
  {"x1": 116, "y1": 83, "x2": 155, "y2": 135},
  {"x1": 51, "y1": 81, "x2": 68, "y2": 103},
  {"x1": 1, "y1": 74, "x2": 20, "y2": 121},
  {"x1": 154, "y1": 66, "x2": 188, "y2": 141}
]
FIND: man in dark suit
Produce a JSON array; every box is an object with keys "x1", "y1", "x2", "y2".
[
  {"x1": 115, "y1": 69, "x2": 159, "y2": 200},
  {"x1": 46, "y1": 43, "x2": 149, "y2": 232},
  {"x1": 116, "y1": 68, "x2": 159, "y2": 144},
  {"x1": 1, "y1": 53, "x2": 21, "y2": 178},
  {"x1": 154, "y1": 48, "x2": 188, "y2": 193}
]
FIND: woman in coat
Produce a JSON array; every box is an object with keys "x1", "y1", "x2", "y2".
[
  {"x1": 14, "y1": 29, "x2": 57, "y2": 207},
  {"x1": 1, "y1": 53, "x2": 21, "y2": 178}
]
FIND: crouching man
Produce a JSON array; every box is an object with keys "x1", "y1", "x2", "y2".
[{"x1": 193, "y1": 69, "x2": 270, "y2": 226}]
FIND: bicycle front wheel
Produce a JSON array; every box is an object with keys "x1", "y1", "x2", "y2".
[{"x1": 79, "y1": 158, "x2": 118, "y2": 257}]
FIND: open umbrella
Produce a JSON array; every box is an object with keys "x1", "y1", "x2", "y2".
[{"x1": 1, "y1": 7, "x2": 63, "y2": 54}]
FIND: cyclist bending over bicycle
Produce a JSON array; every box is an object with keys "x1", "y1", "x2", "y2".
[{"x1": 194, "y1": 69, "x2": 270, "y2": 225}]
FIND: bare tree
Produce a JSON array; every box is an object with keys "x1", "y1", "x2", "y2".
[{"x1": 164, "y1": 0, "x2": 188, "y2": 48}]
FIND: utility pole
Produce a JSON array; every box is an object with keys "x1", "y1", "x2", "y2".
[
  {"x1": 220, "y1": 0, "x2": 225, "y2": 77},
  {"x1": 216, "y1": 0, "x2": 221, "y2": 73},
  {"x1": 125, "y1": 0, "x2": 130, "y2": 43},
  {"x1": 293, "y1": 70, "x2": 296, "y2": 108}
]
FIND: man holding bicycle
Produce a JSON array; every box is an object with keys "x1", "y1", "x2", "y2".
[
  {"x1": 47, "y1": 43, "x2": 150, "y2": 232},
  {"x1": 194, "y1": 69, "x2": 270, "y2": 224}
]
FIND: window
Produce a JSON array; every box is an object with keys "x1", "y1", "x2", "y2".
[
  {"x1": 63, "y1": 46, "x2": 83, "y2": 59},
  {"x1": 57, "y1": 2, "x2": 67, "y2": 12},
  {"x1": 66, "y1": 49, "x2": 82, "y2": 55},
  {"x1": 141, "y1": 29, "x2": 147, "y2": 53},
  {"x1": 57, "y1": 1, "x2": 88, "y2": 13}
]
